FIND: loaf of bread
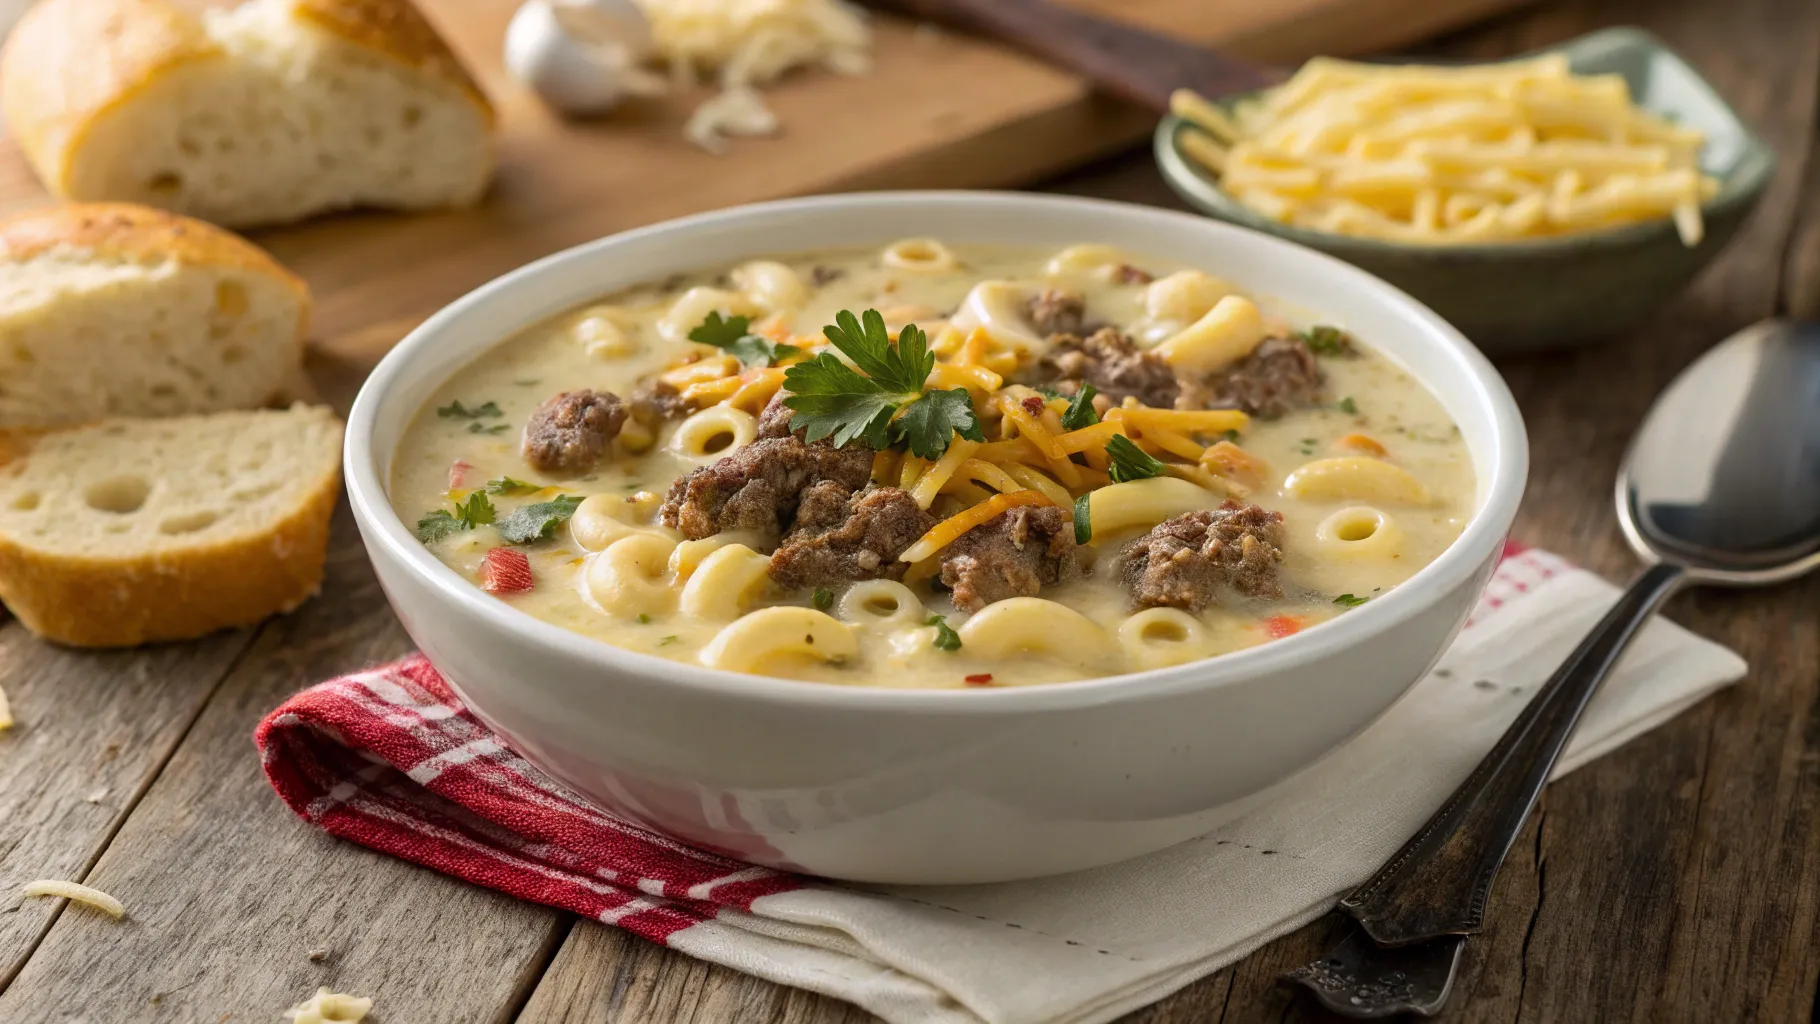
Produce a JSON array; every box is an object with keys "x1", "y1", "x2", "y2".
[
  {"x1": 0, "y1": 0, "x2": 496, "y2": 228},
  {"x1": 0, "y1": 203, "x2": 310, "y2": 430},
  {"x1": 0, "y1": 404, "x2": 343, "y2": 647}
]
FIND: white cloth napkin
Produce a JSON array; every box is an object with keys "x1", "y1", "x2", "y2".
[{"x1": 658, "y1": 547, "x2": 1747, "y2": 1023}]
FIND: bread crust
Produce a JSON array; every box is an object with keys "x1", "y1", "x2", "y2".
[
  {"x1": 0, "y1": 202, "x2": 309, "y2": 299},
  {"x1": 291, "y1": 0, "x2": 496, "y2": 123},
  {"x1": 0, "y1": 416, "x2": 344, "y2": 648},
  {"x1": 0, "y1": 0, "x2": 225, "y2": 196},
  {"x1": 0, "y1": 0, "x2": 494, "y2": 201}
]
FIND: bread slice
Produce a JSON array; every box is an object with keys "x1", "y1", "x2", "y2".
[
  {"x1": 0, "y1": 404, "x2": 343, "y2": 647},
  {"x1": 1, "y1": 0, "x2": 495, "y2": 229},
  {"x1": 0, "y1": 203, "x2": 311, "y2": 430}
]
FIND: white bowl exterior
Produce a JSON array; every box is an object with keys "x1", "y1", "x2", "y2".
[{"x1": 347, "y1": 193, "x2": 1527, "y2": 884}]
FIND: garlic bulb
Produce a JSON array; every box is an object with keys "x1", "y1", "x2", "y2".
[{"x1": 504, "y1": 0, "x2": 667, "y2": 116}]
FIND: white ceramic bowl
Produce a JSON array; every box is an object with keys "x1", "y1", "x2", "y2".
[{"x1": 345, "y1": 192, "x2": 1528, "y2": 885}]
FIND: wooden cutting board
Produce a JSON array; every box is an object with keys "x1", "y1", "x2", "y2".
[{"x1": 0, "y1": 0, "x2": 1532, "y2": 404}]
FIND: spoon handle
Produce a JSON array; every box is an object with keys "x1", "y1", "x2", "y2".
[
  {"x1": 860, "y1": 0, "x2": 1277, "y2": 110},
  {"x1": 1337, "y1": 560, "x2": 1686, "y2": 946}
]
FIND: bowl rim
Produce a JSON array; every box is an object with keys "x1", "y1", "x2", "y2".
[
  {"x1": 345, "y1": 190, "x2": 1529, "y2": 713},
  {"x1": 1153, "y1": 25, "x2": 1778, "y2": 260}
]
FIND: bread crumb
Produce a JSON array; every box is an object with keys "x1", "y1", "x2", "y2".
[
  {"x1": 307, "y1": 947, "x2": 330, "y2": 962},
  {"x1": 284, "y1": 987, "x2": 372, "y2": 1023},
  {"x1": 84, "y1": 787, "x2": 109, "y2": 804},
  {"x1": 21, "y1": 879, "x2": 125, "y2": 918}
]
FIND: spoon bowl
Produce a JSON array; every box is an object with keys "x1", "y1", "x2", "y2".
[{"x1": 1619, "y1": 319, "x2": 1820, "y2": 584}]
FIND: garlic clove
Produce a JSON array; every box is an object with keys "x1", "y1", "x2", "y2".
[{"x1": 504, "y1": 0, "x2": 664, "y2": 116}]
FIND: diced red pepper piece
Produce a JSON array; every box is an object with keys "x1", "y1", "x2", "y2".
[
  {"x1": 448, "y1": 459, "x2": 475, "y2": 491},
  {"x1": 481, "y1": 548, "x2": 534, "y2": 594},
  {"x1": 1262, "y1": 614, "x2": 1304, "y2": 639},
  {"x1": 964, "y1": 673, "x2": 995, "y2": 686}
]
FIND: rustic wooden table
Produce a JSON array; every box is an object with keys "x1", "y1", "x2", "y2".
[{"x1": 2, "y1": 0, "x2": 1817, "y2": 1020}]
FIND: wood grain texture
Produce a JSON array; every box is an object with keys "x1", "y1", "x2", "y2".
[{"x1": 0, "y1": 509, "x2": 569, "y2": 1024}]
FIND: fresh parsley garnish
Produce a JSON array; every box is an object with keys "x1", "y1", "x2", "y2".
[
  {"x1": 636, "y1": 613, "x2": 652, "y2": 624},
  {"x1": 657, "y1": 636, "x2": 679, "y2": 646},
  {"x1": 486, "y1": 477, "x2": 540, "y2": 496},
  {"x1": 438, "y1": 399, "x2": 503, "y2": 420},
  {"x1": 495, "y1": 494, "x2": 585, "y2": 544},
  {"x1": 1299, "y1": 438, "x2": 1318, "y2": 455},
  {"x1": 1105, "y1": 435, "x2": 1165, "y2": 483},
  {"x1": 925, "y1": 614, "x2": 962, "y2": 652},
  {"x1": 782, "y1": 309, "x2": 984, "y2": 459},
  {"x1": 811, "y1": 587, "x2": 834, "y2": 612},
  {"x1": 468, "y1": 422, "x2": 509, "y2": 435},
  {"x1": 1337, "y1": 396, "x2": 1358, "y2": 415},
  {"x1": 1059, "y1": 383, "x2": 1099, "y2": 430},
  {"x1": 1297, "y1": 325, "x2": 1355, "y2": 357},
  {"x1": 1072, "y1": 492, "x2": 1092, "y2": 544},
  {"x1": 1221, "y1": 429, "x2": 1240, "y2": 443},
  {"x1": 1335, "y1": 593, "x2": 1369, "y2": 607},
  {"x1": 416, "y1": 491, "x2": 496, "y2": 542},
  {"x1": 688, "y1": 311, "x2": 800, "y2": 368}
]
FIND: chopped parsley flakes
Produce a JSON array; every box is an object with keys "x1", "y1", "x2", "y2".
[
  {"x1": 783, "y1": 309, "x2": 984, "y2": 459},
  {"x1": 1105, "y1": 435, "x2": 1165, "y2": 483},
  {"x1": 495, "y1": 495, "x2": 585, "y2": 544},
  {"x1": 1337, "y1": 396, "x2": 1358, "y2": 415},
  {"x1": 438, "y1": 399, "x2": 503, "y2": 420},
  {"x1": 1072, "y1": 492, "x2": 1092, "y2": 544},
  {"x1": 689, "y1": 311, "x2": 800, "y2": 368},
  {"x1": 486, "y1": 477, "x2": 541, "y2": 496},
  {"x1": 925, "y1": 614, "x2": 962, "y2": 652},
  {"x1": 1334, "y1": 593, "x2": 1369, "y2": 607},
  {"x1": 417, "y1": 491, "x2": 495, "y2": 542},
  {"x1": 1059, "y1": 383, "x2": 1099, "y2": 430},
  {"x1": 1297, "y1": 325, "x2": 1355, "y2": 357},
  {"x1": 811, "y1": 587, "x2": 834, "y2": 612},
  {"x1": 468, "y1": 422, "x2": 509, "y2": 435}
]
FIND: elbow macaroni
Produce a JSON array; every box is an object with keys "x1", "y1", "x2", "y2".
[
  {"x1": 1042, "y1": 244, "x2": 1132, "y2": 279},
  {"x1": 1086, "y1": 477, "x2": 1218, "y2": 537},
  {"x1": 670, "y1": 405, "x2": 758, "y2": 464},
  {"x1": 1284, "y1": 457, "x2": 1432, "y2": 505},
  {"x1": 1118, "y1": 608, "x2": 1212, "y2": 670},
  {"x1": 1142, "y1": 270, "x2": 1239, "y2": 324},
  {"x1": 731, "y1": 259, "x2": 809, "y2": 312},
  {"x1": 702, "y1": 608, "x2": 857, "y2": 673},
  {"x1": 1314, "y1": 506, "x2": 1405, "y2": 560},
  {"x1": 1153, "y1": 295, "x2": 1269, "y2": 375},
  {"x1": 679, "y1": 544, "x2": 773, "y2": 620},
  {"x1": 881, "y1": 237, "x2": 959, "y2": 272},
  {"x1": 836, "y1": 580, "x2": 927, "y2": 631},
  {"x1": 585, "y1": 533, "x2": 679, "y2": 618},
  {"x1": 947, "y1": 281, "x2": 1047, "y2": 355},
  {"x1": 658, "y1": 286, "x2": 759, "y2": 344},
  {"x1": 958, "y1": 598, "x2": 1114, "y2": 662}
]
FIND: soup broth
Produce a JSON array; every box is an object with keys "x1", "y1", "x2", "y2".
[{"x1": 390, "y1": 241, "x2": 1473, "y2": 688}]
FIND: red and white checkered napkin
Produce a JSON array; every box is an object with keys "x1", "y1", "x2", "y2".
[{"x1": 256, "y1": 546, "x2": 1746, "y2": 1024}]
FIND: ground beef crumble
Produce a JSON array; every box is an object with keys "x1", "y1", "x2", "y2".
[
  {"x1": 769, "y1": 485, "x2": 935, "y2": 590},
  {"x1": 1183, "y1": 336, "x2": 1325, "y2": 419},
  {"x1": 521, "y1": 389, "x2": 626, "y2": 475},
  {"x1": 1025, "y1": 287, "x2": 1087, "y2": 338},
  {"x1": 1120, "y1": 503, "x2": 1285, "y2": 612},
  {"x1": 938, "y1": 505, "x2": 1081, "y2": 613},
  {"x1": 659, "y1": 436, "x2": 873, "y2": 541},
  {"x1": 1028, "y1": 327, "x2": 1180, "y2": 408}
]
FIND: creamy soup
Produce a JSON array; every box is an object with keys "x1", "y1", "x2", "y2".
[{"x1": 391, "y1": 240, "x2": 1474, "y2": 688}]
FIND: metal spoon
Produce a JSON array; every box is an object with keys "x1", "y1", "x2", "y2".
[{"x1": 1284, "y1": 319, "x2": 1820, "y2": 1017}]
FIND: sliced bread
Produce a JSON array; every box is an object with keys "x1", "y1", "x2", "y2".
[
  {"x1": 0, "y1": 404, "x2": 343, "y2": 647},
  {"x1": 0, "y1": 203, "x2": 310, "y2": 430},
  {"x1": 1, "y1": 0, "x2": 496, "y2": 229}
]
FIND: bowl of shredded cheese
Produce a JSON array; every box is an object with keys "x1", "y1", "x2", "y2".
[{"x1": 1153, "y1": 27, "x2": 1774, "y2": 351}]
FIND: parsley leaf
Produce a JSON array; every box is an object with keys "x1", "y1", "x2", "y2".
[
  {"x1": 438, "y1": 399, "x2": 503, "y2": 419},
  {"x1": 486, "y1": 477, "x2": 540, "y2": 496},
  {"x1": 1105, "y1": 435, "x2": 1165, "y2": 483},
  {"x1": 782, "y1": 310, "x2": 981, "y2": 458},
  {"x1": 1221, "y1": 429, "x2": 1240, "y2": 443},
  {"x1": 657, "y1": 636, "x2": 679, "y2": 646},
  {"x1": 811, "y1": 587, "x2": 834, "y2": 612},
  {"x1": 1072, "y1": 492, "x2": 1092, "y2": 545},
  {"x1": 1059, "y1": 383, "x2": 1099, "y2": 430},
  {"x1": 892, "y1": 387, "x2": 985, "y2": 459},
  {"x1": 925, "y1": 614, "x2": 962, "y2": 652},
  {"x1": 416, "y1": 491, "x2": 495, "y2": 543},
  {"x1": 1335, "y1": 593, "x2": 1369, "y2": 607},
  {"x1": 1296, "y1": 325, "x2": 1355, "y2": 357},
  {"x1": 1336, "y1": 396, "x2": 1358, "y2": 415},
  {"x1": 495, "y1": 494, "x2": 585, "y2": 544},
  {"x1": 1033, "y1": 385, "x2": 1067, "y2": 400},
  {"x1": 824, "y1": 309, "x2": 929, "y2": 392},
  {"x1": 688, "y1": 311, "x2": 800, "y2": 368},
  {"x1": 636, "y1": 613, "x2": 652, "y2": 624},
  {"x1": 468, "y1": 422, "x2": 509, "y2": 435}
]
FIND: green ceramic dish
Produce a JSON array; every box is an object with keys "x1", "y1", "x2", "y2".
[{"x1": 1154, "y1": 27, "x2": 1776, "y2": 353}]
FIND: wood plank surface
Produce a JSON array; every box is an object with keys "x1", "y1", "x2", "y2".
[{"x1": 1, "y1": 0, "x2": 1818, "y2": 1021}]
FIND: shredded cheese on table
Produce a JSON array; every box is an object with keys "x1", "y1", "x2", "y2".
[
  {"x1": 21, "y1": 879, "x2": 125, "y2": 918},
  {"x1": 284, "y1": 987, "x2": 373, "y2": 1024},
  {"x1": 633, "y1": 0, "x2": 873, "y2": 151}
]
